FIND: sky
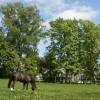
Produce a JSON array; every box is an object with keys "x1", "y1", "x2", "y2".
[{"x1": 0, "y1": 0, "x2": 100, "y2": 57}]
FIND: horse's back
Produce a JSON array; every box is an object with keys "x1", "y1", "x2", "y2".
[{"x1": 9, "y1": 72, "x2": 35, "y2": 82}]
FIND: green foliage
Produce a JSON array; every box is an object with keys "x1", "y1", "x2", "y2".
[
  {"x1": 79, "y1": 20, "x2": 100, "y2": 80},
  {"x1": 39, "y1": 53, "x2": 59, "y2": 82},
  {"x1": 22, "y1": 56, "x2": 39, "y2": 75},
  {"x1": 0, "y1": 30, "x2": 20, "y2": 77},
  {"x1": 45, "y1": 18, "x2": 100, "y2": 82},
  {"x1": 1, "y1": 2, "x2": 41, "y2": 57},
  {"x1": 0, "y1": 2, "x2": 42, "y2": 76},
  {"x1": 0, "y1": 2, "x2": 100, "y2": 81}
]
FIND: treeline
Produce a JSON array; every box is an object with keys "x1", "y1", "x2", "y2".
[{"x1": 0, "y1": 2, "x2": 100, "y2": 83}]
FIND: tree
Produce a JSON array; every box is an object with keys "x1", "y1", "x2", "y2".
[
  {"x1": 0, "y1": 2, "x2": 42, "y2": 75},
  {"x1": 46, "y1": 18, "x2": 100, "y2": 82},
  {"x1": 79, "y1": 20, "x2": 100, "y2": 82},
  {"x1": 0, "y1": 29, "x2": 20, "y2": 77},
  {"x1": 49, "y1": 18, "x2": 80, "y2": 79}
]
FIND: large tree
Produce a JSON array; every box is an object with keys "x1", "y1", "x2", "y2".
[
  {"x1": 0, "y1": 2, "x2": 42, "y2": 74},
  {"x1": 47, "y1": 18, "x2": 100, "y2": 82}
]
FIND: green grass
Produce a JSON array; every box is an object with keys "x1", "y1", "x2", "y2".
[{"x1": 0, "y1": 79, "x2": 100, "y2": 100}]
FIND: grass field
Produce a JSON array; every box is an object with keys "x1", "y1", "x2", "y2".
[{"x1": 0, "y1": 79, "x2": 100, "y2": 100}]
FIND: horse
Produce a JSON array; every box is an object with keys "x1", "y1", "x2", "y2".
[{"x1": 8, "y1": 72, "x2": 36, "y2": 91}]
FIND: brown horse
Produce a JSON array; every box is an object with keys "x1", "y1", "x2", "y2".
[{"x1": 8, "y1": 72, "x2": 36, "y2": 91}]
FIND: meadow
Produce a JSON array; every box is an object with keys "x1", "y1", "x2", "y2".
[{"x1": 0, "y1": 79, "x2": 100, "y2": 100}]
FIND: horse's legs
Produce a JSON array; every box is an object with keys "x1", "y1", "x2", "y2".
[
  {"x1": 23, "y1": 82, "x2": 26, "y2": 89},
  {"x1": 8, "y1": 79, "x2": 12, "y2": 88},
  {"x1": 23, "y1": 82, "x2": 28, "y2": 90},
  {"x1": 12, "y1": 81, "x2": 15, "y2": 89},
  {"x1": 26, "y1": 83, "x2": 28, "y2": 90}
]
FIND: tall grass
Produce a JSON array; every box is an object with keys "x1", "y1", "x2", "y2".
[{"x1": 0, "y1": 79, "x2": 100, "y2": 100}]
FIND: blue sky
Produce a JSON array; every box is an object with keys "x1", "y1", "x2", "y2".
[{"x1": 0, "y1": 0, "x2": 100, "y2": 57}]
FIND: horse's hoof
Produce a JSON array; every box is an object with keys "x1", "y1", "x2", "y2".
[{"x1": 10, "y1": 88, "x2": 14, "y2": 91}]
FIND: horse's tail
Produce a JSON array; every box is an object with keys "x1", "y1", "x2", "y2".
[{"x1": 8, "y1": 79, "x2": 12, "y2": 88}]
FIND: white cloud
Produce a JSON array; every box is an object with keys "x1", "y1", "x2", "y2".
[
  {"x1": 27, "y1": 0, "x2": 99, "y2": 29},
  {"x1": 42, "y1": 5, "x2": 99, "y2": 30},
  {"x1": 55, "y1": 6, "x2": 99, "y2": 20},
  {"x1": 0, "y1": 0, "x2": 20, "y2": 5},
  {"x1": 0, "y1": 0, "x2": 98, "y2": 21},
  {"x1": 32, "y1": 0, "x2": 99, "y2": 21},
  {"x1": 25, "y1": 0, "x2": 69, "y2": 20}
]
